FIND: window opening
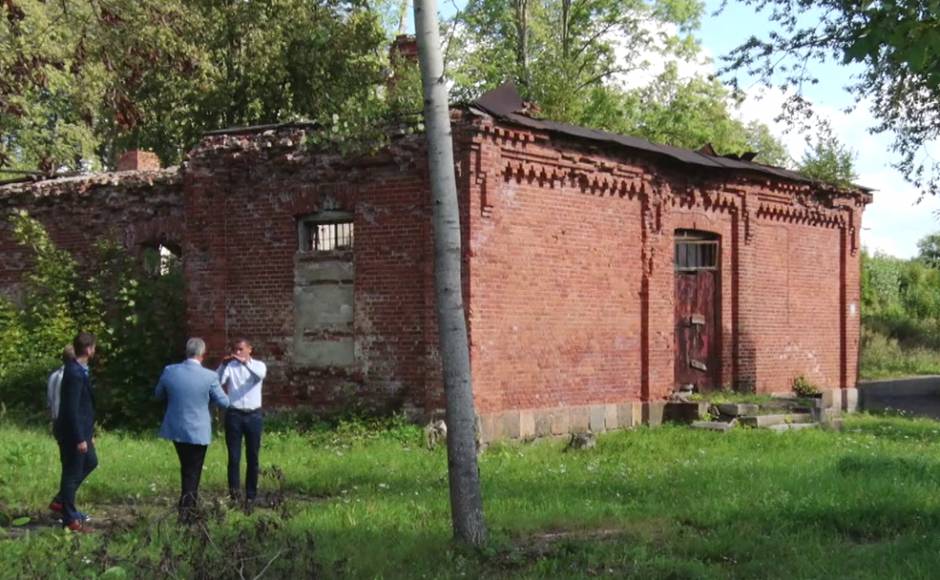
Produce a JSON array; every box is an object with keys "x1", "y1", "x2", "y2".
[
  {"x1": 675, "y1": 231, "x2": 719, "y2": 271},
  {"x1": 298, "y1": 211, "x2": 354, "y2": 253},
  {"x1": 141, "y1": 242, "x2": 181, "y2": 276}
]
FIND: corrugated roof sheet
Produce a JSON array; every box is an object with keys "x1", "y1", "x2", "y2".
[{"x1": 471, "y1": 83, "x2": 872, "y2": 194}]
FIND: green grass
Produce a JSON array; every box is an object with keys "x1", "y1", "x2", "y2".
[
  {"x1": 5, "y1": 414, "x2": 940, "y2": 578},
  {"x1": 688, "y1": 390, "x2": 779, "y2": 405}
]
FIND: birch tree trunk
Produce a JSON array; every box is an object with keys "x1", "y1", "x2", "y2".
[{"x1": 413, "y1": 0, "x2": 488, "y2": 547}]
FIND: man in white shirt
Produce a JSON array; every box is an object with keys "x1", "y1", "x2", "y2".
[{"x1": 217, "y1": 337, "x2": 267, "y2": 505}]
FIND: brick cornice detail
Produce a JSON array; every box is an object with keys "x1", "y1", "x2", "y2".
[
  {"x1": 755, "y1": 201, "x2": 847, "y2": 229},
  {"x1": 498, "y1": 148, "x2": 862, "y2": 234},
  {"x1": 500, "y1": 157, "x2": 647, "y2": 199}
]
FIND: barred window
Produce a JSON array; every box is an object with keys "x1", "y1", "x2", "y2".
[
  {"x1": 298, "y1": 211, "x2": 354, "y2": 253},
  {"x1": 675, "y1": 231, "x2": 719, "y2": 271}
]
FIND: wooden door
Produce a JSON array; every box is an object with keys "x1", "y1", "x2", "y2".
[{"x1": 674, "y1": 232, "x2": 720, "y2": 392}]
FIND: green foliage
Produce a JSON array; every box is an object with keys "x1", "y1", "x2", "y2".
[
  {"x1": 618, "y1": 65, "x2": 792, "y2": 164},
  {"x1": 860, "y1": 326, "x2": 940, "y2": 379},
  {"x1": 0, "y1": 212, "x2": 184, "y2": 429},
  {"x1": 798, "y1": 123, "x2": 858, "y2": 187},
  {"x1": 450, "y1": 0, "x2": 702, "y2": 112},
  {"x1": 688, "y1": 390, "x2": 776, "y2": 405},
  {"x1": 303, "y1": 51, "x2": 424, "y2": 156},
  {"x1": 791, "y1": 375, "x2": 819, "y2": 397},
  {"x1": 860, "y1": 242, "x2": 940, "y2": 378},
  {"x1": 916, "y1": 233, "x2": 940, "y2": 269},
  {"x1": 448, "y1": 0, "x2": 790, "y2": 165},
  {"x1": 723, "y1": 0, "x2": 940, "y2": 194},
  {"x1": 1, "y1": 0, "x2": 393, "y2": 173}
]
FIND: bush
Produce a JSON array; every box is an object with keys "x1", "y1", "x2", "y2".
[
  {"x1": 860, "y1": 326, "x2": 940, "y2": 379},
  {"x1": 860, "y1": 248, "x2": 940, "y2": 378},
  {"x1": 0, "y1": 211, "x2": 184, "y2": 430},
  {"x1": 792, "y1": 375, "x2": 820, "y2": 397}
]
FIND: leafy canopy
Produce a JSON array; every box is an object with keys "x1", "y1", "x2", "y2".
[
  {"x1": 798, "y1": 122, "x2": 858, "y2": 187},
  {"x1": 722, "y1": 0, "x2": 940, "y2": 194},
  {"x1": 447, "y1": 0, "x2": 791, "y2": 164},
  {"x1": 0, "y1": 0, "x2": 392, "y2": 173}
]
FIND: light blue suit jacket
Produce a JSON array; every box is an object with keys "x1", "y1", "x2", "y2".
[{"x1": 155, "y1": 359, "x2": 230, "y2": 445}]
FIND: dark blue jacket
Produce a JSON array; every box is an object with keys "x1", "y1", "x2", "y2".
[{"x1": 54, "y1": 359, "x2": 95, "y2": 445}]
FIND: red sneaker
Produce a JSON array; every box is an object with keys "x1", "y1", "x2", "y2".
[
  {"x1": 48, "y1": 501, "x2": 63, "y2": 514},
  {"x1": 64, "y1": 520, "x2": 93, "y2": 533}
]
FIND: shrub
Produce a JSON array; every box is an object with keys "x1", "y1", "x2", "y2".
[
  {"x1": 0, "y1": 212, "x2": 184, "y2": 430},
  {"x1": 792, "y1": 375, "x2": 820, "y2": 397}
]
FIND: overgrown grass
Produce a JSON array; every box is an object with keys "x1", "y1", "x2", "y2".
[
  {"x1": 5, "y1": 414, "x2": 940, "y2": 578},
  {"x1": 688, "y1": 390, "x2": 778, "y2": 405},
  {"x1": 860, "y1": 327, "x2": 940, "y2": 379}
]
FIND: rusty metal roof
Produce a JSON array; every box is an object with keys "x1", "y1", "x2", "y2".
[{"x1": 471, "y1": 83, "x2": 872, "y2": 193}]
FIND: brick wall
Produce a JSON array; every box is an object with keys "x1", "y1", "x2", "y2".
[
  {"x1": 0, "y1": 170, "x2": 183, "y2": 299},
  {"x1": 464, "y1": 135, "x2": 645, "y2": 415},
  {"x1": 184, "y1": 127, "x2": 436, "y2": 412},
  {"x1": 463, "y1": 115, "x2": 870, "y2": 429},
  {"x1": 0, "y1": 115, "x2": 869, "y2": 431}
]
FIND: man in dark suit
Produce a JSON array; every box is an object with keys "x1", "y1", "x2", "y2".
[{"x1": 53, "y1": 332, "x2": 98, "y2": 532}]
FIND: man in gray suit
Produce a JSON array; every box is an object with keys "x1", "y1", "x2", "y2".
[{"x1": 155, "y1": 338, "x2": 230, "y2": 522}]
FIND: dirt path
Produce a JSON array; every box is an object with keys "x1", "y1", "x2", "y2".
[{"x1": 2, "y1": 491, "x2": 333, "y2": 539}]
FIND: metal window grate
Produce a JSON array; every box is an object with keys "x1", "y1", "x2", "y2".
[
  {"x1": 307, "y1": 221, "x2": 354, "y2": 252},
  {"x1": 675, "y1": 232, "x2": 718, "y2": 271}
]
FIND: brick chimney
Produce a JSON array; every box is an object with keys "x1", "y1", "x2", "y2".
[
  {"x1": 390, "y1": 34, "x2": 418, "y2": 64},
  {"x1": 116, "y1": 150, "x2": 161, "y2": 172}
]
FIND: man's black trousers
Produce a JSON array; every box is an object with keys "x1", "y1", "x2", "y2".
[{"x1": 173, "y1": 441, "x2": 208, "y2": 513}]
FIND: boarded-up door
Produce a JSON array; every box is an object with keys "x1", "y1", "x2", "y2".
[{"x1": 674, "y1": 231, "x2": 720, "y2": 392}]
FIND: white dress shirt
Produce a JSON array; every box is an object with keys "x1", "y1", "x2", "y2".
[{"x1": 217, "y1": 358, "x2": 267, "y2": 410}]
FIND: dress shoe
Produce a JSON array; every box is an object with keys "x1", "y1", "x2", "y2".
[{"x1": 64, "y1": 520, "x2": 93, "y2": 533}]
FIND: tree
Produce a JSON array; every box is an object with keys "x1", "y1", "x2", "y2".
[
  {"x1": 0, "y1": 212, "x2": 184, "y2": 427},
  {"x1": 722, "y1": 0, "x2": 940, "y2": 194},
  {"x1": 0, "y1": 0, "x2": 390, "y2": 172},
  {"x1": 414, "y1": 0, "x2": 487, "y2": 547},
  {"x1": 798, "y1": 123, "x2": 857, "y2": 186},
  {"x1": 447, "y1": 0, "x2": 791, "y2": 164},
  {"x1": 916, "y1": 233, "x2": 940, "y2": 270},
  {"x1": 449, "y1": 0, "x2": 703, "y2": 123},
  {"x1": 617, "y1": 64, "x2": 792, "y2": 164}
]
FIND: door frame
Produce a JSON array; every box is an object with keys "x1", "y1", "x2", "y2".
[{"x1": 673, "y1": 229, "x2": 722, "y2": 392}]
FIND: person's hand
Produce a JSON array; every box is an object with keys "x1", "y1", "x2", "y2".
[
  {"x1": 234, "y1": 354, "x2": 249, "y2": 364},
  {"x1": 77, "y1": 441, "x2": 88, "y2": 454}
]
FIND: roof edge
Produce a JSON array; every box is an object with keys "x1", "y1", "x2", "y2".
[{"x1": 468, "y1": 83, "x2": 873, "y2": 198}]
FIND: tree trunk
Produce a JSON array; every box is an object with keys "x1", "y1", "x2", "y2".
[{"x1": 413, "y1": 0, "x2": 488, "y2": 547}]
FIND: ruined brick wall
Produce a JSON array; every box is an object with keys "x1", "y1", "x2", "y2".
[
  {"x1": 0, "y1": 170, "x2": 183, "y2": 299},
  {"x1": 0, "y1": 116, "x2": 867, "y2": 429},
  {"x1": 184, "y1": 126, "x2": 436, "y2": 413}
]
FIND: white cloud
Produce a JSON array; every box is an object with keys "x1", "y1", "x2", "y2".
[
  {"x1": 610, "y1": 19, "x2": 939, "y2": 259},
  {"x1": 722, "y1": 80, "x2": 938, "y2": 259}
]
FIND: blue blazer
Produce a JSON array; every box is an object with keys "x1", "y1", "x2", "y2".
[
  {"x1": 55, "y1": 359, "x2": 95, "y2": 445},
  {"x1": 155, "y1": 359, "x2": 230, "y2": 445}
]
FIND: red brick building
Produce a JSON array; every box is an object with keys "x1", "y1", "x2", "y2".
[{"x1": 0, "y1": 85, "x2": 871, "y2": 439}]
